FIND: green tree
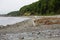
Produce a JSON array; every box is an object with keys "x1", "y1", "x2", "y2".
[
  {"x1": 7, "y1": 11, "x2": 20, "y2": 16},
  {"x1": 7, "y1": 0, "x2": 60, "y2": 16}
]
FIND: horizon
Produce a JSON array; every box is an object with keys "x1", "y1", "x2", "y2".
[{"x1": 0, "y1": 0, "x2": 38, "y2": 14}]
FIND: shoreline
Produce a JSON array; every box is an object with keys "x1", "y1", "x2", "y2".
[{"x1": 0, "y1": 16, "x2": 60, "y2": 40}]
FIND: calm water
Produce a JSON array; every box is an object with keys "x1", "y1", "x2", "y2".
[{"x1": 0, "y1": 17, "x2": 29, "y2": 26}]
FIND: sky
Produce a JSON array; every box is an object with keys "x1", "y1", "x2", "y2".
[{"x1": 0, "y1": 0, "x2": 38, "y2": 14}]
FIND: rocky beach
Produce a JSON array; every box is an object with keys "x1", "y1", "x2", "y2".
[{"x1": 0, "y1": 16, "x2": 60, "y2": 40}]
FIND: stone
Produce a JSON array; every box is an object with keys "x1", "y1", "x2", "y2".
[
  {"x1": 37, "y1": 32, "x2": 40, "y2": 35},
  {"x1": 0, "y1": 25, "x2": 4, "y2": 29}
]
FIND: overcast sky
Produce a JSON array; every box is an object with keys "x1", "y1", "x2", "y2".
[{"x1": 0, "y1": 0, "x2": 38, "y2": 14}]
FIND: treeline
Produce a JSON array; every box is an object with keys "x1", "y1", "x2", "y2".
[
  {"x1": 7, "y1": 0, "x2": 60, "y2": 16},
  {"x1": 7, "y1": 11, "x2": 20, "y2": 16}
]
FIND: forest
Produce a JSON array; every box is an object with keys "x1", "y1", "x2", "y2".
[{"x1": 7, "y1": 0, "x2": 60, "y2": 16}]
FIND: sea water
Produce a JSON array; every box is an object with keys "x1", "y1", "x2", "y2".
[{"x1": 0, "y1": 17, "x2": 29, "y2": 26}]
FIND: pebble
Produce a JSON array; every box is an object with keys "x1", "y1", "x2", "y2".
[{"x1": 0, "y1": 29, "x2": 60, "y2": 40}]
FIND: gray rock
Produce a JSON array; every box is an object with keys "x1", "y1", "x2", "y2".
[{"x1": 0, "y1": 25, "x2": 4, "y2": 29}]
